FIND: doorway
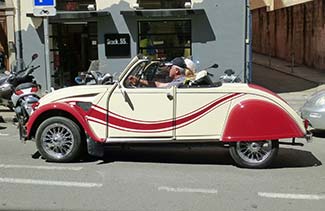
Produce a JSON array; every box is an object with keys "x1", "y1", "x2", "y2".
[
  {"x1": 50, "y1": 22, "x2": 98, "y2": 88},
  {"x1": 0, "y1": 12, "x2": 8, "y2": 72}
]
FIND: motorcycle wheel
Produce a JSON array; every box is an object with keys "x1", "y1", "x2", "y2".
[
  {"x1": 7, "y1": 104, "x2": 14, "y2": 111},
  {"x1": 35, "y1": 116, "x2": 85, "y2": 162}
]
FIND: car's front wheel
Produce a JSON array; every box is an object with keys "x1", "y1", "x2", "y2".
[
  {"x1": 35, "y1": 116, "x2": 84, "y2": 162},
  {"x1": 229, "y1": 140, "x2": 279, "y2": 168}
]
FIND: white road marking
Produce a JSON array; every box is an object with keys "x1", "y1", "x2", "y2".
[
  {"x1": 158, "y1": 186, "x2": 218, "y2": 194},
  {"x1": 258, "y1": 192, "x2": 325, "y2": 200},
  {"x1": 0, "y1": 164, "x2": 82, "y2": 171},
  {"x1": 0, "y1": 177, "x2": 103, "y2": 188},
  {"x1": 0, "y1": 133, "x2": 9, "y2": 136}
]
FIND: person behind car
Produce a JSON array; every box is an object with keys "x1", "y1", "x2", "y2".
[
  {"x1": 0, "y1": 43, "x2": 6, "y2": 73},
  {"x1": 184, "y1": 58, "x2": 196, "y2": 80},
  {"x1": 128, "y1": 57, "x2": 187, "y2": 88}
]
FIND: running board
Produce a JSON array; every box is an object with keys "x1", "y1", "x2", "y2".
[{"x1": 278, "y1": 141, "x2": 304, "y2": 147}]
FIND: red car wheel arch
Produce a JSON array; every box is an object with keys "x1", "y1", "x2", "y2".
[{"x1": 222, "y1": 99, "x2": 304, "y2": 142}]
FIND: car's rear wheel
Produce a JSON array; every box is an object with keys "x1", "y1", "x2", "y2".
[
  {"x1": 229, "y1": 140, "x2": 279, "y2": 168},
  {"x1": 36, "y1": 116, "x2": 84, "y2": 162}
]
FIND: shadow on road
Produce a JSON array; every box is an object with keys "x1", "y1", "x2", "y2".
[
  {"x1": 310, "y1": 129, "x2": 325, "y2": 138},
  {"x1": 99, "y1": 144, "x2": 233, "y2": 165},
  {"x1": 271, "y1": 148, "x2": 322, "y2": 168},
  {"x1": 84, "y1": 144, "x2": 322, "y2": 169}
]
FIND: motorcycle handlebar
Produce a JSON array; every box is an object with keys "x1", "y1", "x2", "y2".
[{"x1": 15, "y1": 65, "x2": 40, "y2": 80}]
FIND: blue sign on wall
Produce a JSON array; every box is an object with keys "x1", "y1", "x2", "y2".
[{"x1": 34, "y1": 0, "x2": 55, "y2": 7}]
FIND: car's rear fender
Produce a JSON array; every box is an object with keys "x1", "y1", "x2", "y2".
[
  {"x1": 27, "y1": 102, "x2": 104, "y2": 143},
  {"x1": 222, "y1": 99, "x2": 305, "y2": 142}
]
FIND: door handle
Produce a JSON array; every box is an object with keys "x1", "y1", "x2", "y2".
[{"x1": 166, "y1": 93, "x2": 174, "y2": 100}]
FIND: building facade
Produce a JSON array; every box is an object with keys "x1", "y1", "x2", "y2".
[
  {"x1": 251, "y1": 0, "x2": 325, "y2": 70},
  {"x1": 16, "y1": 0, "x2": 250, "y2": 90},
  {"x1": 0, "y1": 0, "x2": 15, "y2": 72}
]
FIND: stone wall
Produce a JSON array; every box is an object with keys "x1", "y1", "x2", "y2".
[{"x1": 252, "y1": 0, "x2": 325, "y2": 70}]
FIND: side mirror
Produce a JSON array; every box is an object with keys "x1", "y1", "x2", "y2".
[
  {"x1": 32, "y1": 53, "x2": 38, "y2": 61},
  {"x1": 210, "y1": 64, "x2": 219, "y2": 69}
]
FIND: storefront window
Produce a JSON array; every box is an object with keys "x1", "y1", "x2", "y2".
[
  {"x1": 56, "y1": 0, "x2": 96, "y2": 11},
  {"x1": 138, "y1": 20, "x2": 191, "y2": 60},
  {"x1": 138, "y1": 0, "x2": 190, "y2": 9},
  {"x1": 50, "y1": 22, "x2": 98, "y2": 88}
]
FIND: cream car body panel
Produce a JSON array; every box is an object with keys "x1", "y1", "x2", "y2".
[
  {"x1": 108, "y1": 87, "x2": 175, "y2": 138},
  {"x1": 27, "y1": 56, "x2": 307, "y2": 143},
  {"x1": 38, "y1": 85, "x2": 111, "y2": 106},
  {"x1": 25, "y1": 55, "x2": 311, "y2": 167}
]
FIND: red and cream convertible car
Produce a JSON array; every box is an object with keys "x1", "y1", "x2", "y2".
[{"x1": 24, "y1": 55, "x2": 311, "y2": 168}]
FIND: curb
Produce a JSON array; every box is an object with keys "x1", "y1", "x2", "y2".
[
  {"x1": 0, "y1": 113, "x2": 15, "y2": 123},
  {"x1": 0, "y1": 107, "x2": 15, "y2": 123}
]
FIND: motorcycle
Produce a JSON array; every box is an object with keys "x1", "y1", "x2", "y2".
[
  {"x1": 0, "y1": 54, "x2": 40, "y2": 110},
  {"x1": 188, "y1": 64, "x2": 241, "y2": 86},
  {"x1": 8, "y1": 54, "x2": 42, "y2": 139},
  {"x1": 75, "y1": 60, "x2": 115, "y2": 85},
  {"x1": 219, "y1": 69, "x2": 241, "y2": 83},
  {"x1": 75, "y1": 70, "x2": 114, "y2": 85}
]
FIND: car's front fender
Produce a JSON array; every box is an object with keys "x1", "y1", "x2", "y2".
[
  {"x1": 26, "y1": 102, "x2": 104, "y2": 143},
  {"x1": 222, "y1": 99, "x2": 305, "y2": 142}
]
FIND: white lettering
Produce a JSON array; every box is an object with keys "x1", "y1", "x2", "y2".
[{"x1": 106, "y1": 38, "x2": 128, "y2": 45}]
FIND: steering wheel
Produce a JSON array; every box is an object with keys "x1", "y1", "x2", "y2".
[{"x1": 125, "y1": 75, "x2": 139, "y2": 88}]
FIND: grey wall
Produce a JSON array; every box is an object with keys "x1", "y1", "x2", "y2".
[
  {"x1": 20, "y1": 18, "x2": 47, "y2": 90},
  {"x1": 97, "y1": 0, "x2": 136, "y2": 75},
  {"x1": 98, "y1": 0, "x2": 250, "y2": 82},
  {"x1": 21, "y1": 0, "x2": 250, "y2": 89},
  {"x1": 191, "y1": 0, "x2": 249, "y2": 81}
]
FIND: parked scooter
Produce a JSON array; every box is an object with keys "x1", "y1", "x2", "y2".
[
  {"x1": 74, "y1": 60, "x2": 115, "y2": 85},
  {"x1": 189, "y1": 64, "x2": 241, "y2": 86},
  {"x1": 8, "y1": 54, "x2": 42, "y2": 139},
  {"x1": 0, "y1": 54, "x2": 40, "y2": 110},
  {"x1": 219, "y1": 69, "x2": 241, "y2": 83},
  {"x1": 75, "y1": 70, "x2": 114, "y2": 85},
  {"x1": 0, "y1": 73, "x2": 15, "y2": 110}
]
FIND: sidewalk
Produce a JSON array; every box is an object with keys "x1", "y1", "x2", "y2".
[
  {"x1": 253, "y1": 53, "x2": 325, "y2": 85},
  {"x1": 253, "y1": 53, "x2": 325, "y2": 111},
  {"x1": 0, "y1": 106, "x2": 15, "y2": 123}
]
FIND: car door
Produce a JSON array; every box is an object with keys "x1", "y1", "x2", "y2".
[
  {"x1": 107, "y1": 61, "x2": 175, "y2": 139},
  {"x1": 107, "y1": 86, "x2": 175, "y2": 139}
]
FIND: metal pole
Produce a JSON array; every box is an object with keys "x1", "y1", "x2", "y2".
[
  {"x1": 291, "y1": 52, "x2": 295, "y2": 73},
  {"x1": 15, "y1": 0, "x2": 24, "y2": 71},
  {"x1": 43, "y1": 17, "x2": 51, "y2": 91}
]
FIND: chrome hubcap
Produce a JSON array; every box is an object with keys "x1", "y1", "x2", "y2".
[
  {"x1": 41, "y1": 123, "x2": 74, "y2": 159},
  {"x1": 236, "y1": 141, "x2": 272, "y2": 164}
]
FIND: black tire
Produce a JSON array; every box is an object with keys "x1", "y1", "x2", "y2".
[
  {"x1": 35, "y1": 116, "x2": 84, "y2": 162},
  {"x1": 229, "y1": 140, "x2": 279, "y2": 169}
]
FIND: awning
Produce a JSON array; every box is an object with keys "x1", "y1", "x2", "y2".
[
  {"x1": 250, "y1": 0, "x2": 314, "y2": 11},
  {"x1": 27, "y1": 10, "x2": 111, "y2": 21},
  {"x1": 121, "y1": 9, "x2": 205, "y2": 18}
]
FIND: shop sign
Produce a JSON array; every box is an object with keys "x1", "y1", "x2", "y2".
[
  {"x1": 34, "y1": 0, "x2": 56, "y2": 7},
  {"x1": 33, "y1": 0, "x2": 56, "y2": 17},
  {"x1": 105, "y1": 34, "x2": 131, "y2": 58}
]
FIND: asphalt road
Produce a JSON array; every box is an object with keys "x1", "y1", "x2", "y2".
[{"x1": 0, "y1": 122, "x2": 325, "y2": 211}]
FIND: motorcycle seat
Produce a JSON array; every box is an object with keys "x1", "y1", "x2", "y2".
[
  {"x1": 15, "y1": 82, "x2": 37, "y2": 91},
  {"x1": 0, "y1": 76, "x2": 8, "y2": 84}
]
